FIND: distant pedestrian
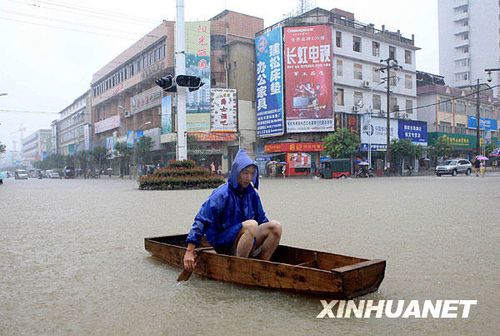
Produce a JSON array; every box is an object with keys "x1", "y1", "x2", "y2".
[
  {"x1": 282, "y1": 163, "x2": 286, "y2": 178},
  {"x1": 480, "y1": 160, "x2": 486, "y2": 177},
  {"x1": 217, "y1": 164, "x2": 223, "y2": 175},
  {"x1": 474, "y1": 159, "x2": 481, "y2": 176},
  {"x1": 210, "y1": 162, "x2": 216, "y2": 175}
]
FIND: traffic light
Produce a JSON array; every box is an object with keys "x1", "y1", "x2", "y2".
[
  {"x1": 155, "y1": 75, "x2": 175, "y2": 92},
  {"x1": 175, "y1": 75, "x2": 204, "y2": 92},
  {"x1": 155, "y1": 75, "x2": 204, "y2": 92}
]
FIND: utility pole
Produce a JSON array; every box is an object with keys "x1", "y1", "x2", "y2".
[
  {"x1": 475, "y1": 78, "x2": 481, "y2": 156},
  {"x1": 378, "y1": 58, "x2": 402, "y2": 173},
  {"x1": 175, "y1": 0, "x2": 187, "y2": 160}
]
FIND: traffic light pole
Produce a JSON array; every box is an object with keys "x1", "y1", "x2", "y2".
[{"x1": 175, "y1": 0, "x2": 187, "y2": 161}]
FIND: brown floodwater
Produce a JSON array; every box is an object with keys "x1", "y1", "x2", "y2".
[{"x1": 0, "y1": 174, "x2": 498, "y2": 335}]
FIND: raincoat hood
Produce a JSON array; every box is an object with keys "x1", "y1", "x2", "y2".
[{"x1": 228, "y1": 149, "x2": 259, "y2": 190}]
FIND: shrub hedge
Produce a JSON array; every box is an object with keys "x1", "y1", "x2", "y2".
[{"x1": 138, "y1": 160, "x2": 225, "y2": 190}]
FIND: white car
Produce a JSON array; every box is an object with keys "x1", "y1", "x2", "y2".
[
  {"x1": 435, "y1": 159, "x2": 472, "y2": 176},
  {"x1": 14, "y1": 169, "x2": 29, "y2": 179}
]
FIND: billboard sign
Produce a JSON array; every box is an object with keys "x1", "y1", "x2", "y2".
[
  {"x1": 284, "y1": 25, "x2": 333, "y2": 133},
  {"x1": 360, "y1": 116, "x2": 398, "y2": 150},
  {"x1": 255, "y1": 27, "x2": 285, "y2": 137},
  {"x1": 185, "y1": 21, "x2": 211, "y2": 131},
  {"x1": 398, "y1": 119, "x2": 428, "y2": 145},
  {"x1": 467, "y1": 116, "x2": 498, "y2": 131},
  {"x1": 210, "y1": 89, "x2": 238, "y2": 132},
  {"x1": 161, "y1": 96, "x2": 172, "y2": 134}
]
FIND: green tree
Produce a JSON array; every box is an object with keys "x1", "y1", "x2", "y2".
[
  {"x1": 485, "y1": 142, "x2": 496, "y2": 156},
  {"x1": 136, "y1": 136, "x2": 154, "y2": 165},
  {"x1": 429, "y1": 136, "x2": 452, "y2": 161},
  {"x1": 114, "y1": 141, "x2": 133, "y2": 177},
  {"x1": 75, "y1": 150, "x2": 90, "y2": 176},
  {"x1": 92, "y1": 146, "x2": 107, "y2": 172},
  {"x1": 323, "y1": 128, "x2": 361, "y2": 159}
]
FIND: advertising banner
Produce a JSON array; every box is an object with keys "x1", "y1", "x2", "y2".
[
  {"x1": 284, "y1": 25, "x2": 333, "y2": 133},
  {"x1": 94, "y1": 115, "x2": 120, "y2": 134},
  {"x1": 398, "y1": 119, "x2": 428, "y2": 145},
  {"x1": 127, "y1": 130, "x2": 135, "y2": 148},
  {"x1": 287, "y1": 152, "x2": 311, "y2": 168},
  {"x1": 105, "y1": 137, "x2": 114, "y2": 159},
  {"x1": 130, "y1": 87, "x2": 162, "y2": 115},
  {"x1": 185, "y1": 21, "x2": 211, "y2": 132},
  {"x1": 255, "y1": 27, "x2": 285, "y2": 137},
  {"x1": 83, "y1": 124, "x2": 90, "y2": 151},
  {"x1": 467, "y1": 116, "x2": 498, "y2": 131},
  {"x1": 161, "y1": 96, "x2": 172, "y2": 134},
  {"x1": 360, "y1": 116, "x2": 398, "y2": 150},
  {"x1": 210, "y1": 89, "x2": 238, "y2": 132}
]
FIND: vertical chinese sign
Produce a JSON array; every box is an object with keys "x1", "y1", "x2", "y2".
[
  {"x1": 284, "y1": 25, "x2": 333, "y2": 133},
  {"x1": 161, "y1": 96, "x2": 172, "y2": 134},
  {"x1": 185, "y1": 21, "x2": 211, "y2": 131},
  {"x1": 255, "y1": 27, "x2": 284, "y2": 137},
  {"x1": 210, "y1": 89, "x2": 237, "y2": 132}
]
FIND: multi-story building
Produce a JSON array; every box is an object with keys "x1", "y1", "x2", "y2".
[
  {"x1": 21, "y1": 129, "x2": 52, "y2": 164},
  {"x1": 90, "y1": 11, "x2": 263, "y2": 173},
  {"x1": 256, "y1": 8, "x2": 420, "y2": 174},
  {"x1": 438, "y1": 0, "x2": 500, "y2": 96},
  {"x1": 417, "y1": 71, "x2": 500, "y2": 158},
  {"x1": 57, "y1": 91, "x2": 92, "y2": 155}
]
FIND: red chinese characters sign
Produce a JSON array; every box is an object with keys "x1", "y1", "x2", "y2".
[
  {"x1": 264, "y1": 142, "x2": 325, "y2": 153},
  {"x1": 284, "y1": 25, "x2": 333, "y2": 133}
]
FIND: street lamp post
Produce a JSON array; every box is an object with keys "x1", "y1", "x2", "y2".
[{"x1": 378, "y1": 58, "x2": 402, "y2": 173}]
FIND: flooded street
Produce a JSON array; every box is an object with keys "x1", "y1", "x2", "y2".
[{"x1": 1, "y1": 175, "x2": 499, "y2": 335}]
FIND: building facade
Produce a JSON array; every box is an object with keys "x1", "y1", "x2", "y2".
[
  {"x1": 256, "y1": 8, "x2": 420, "y2": 174},
  {"x1": 438, "y1": 0, "x2": 500, "y2": 96},
  {"x1": 21, "y1": 129, "x2": 52, "y2": 164},
  {"x1": 417, "y1": 77, "x2": 500, "y2": 158},
  {"x1": 57, "y1": 91, "x2": 92, "y2": 155},
  {"x1": 89, "y1": 11, "x2": 263, "y2": 174}
]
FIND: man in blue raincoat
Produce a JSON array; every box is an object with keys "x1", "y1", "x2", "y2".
[{"x1": 183, "y1": 149, "x2": 282, "y2": 272}]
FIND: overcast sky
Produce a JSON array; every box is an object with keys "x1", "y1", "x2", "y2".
[{"x1": 0, "y1": 0, "x2": 439, "y2": 148}]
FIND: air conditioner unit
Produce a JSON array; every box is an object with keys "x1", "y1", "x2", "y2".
[
  {"x1": 362, "y1": 80, "x2": 371, "y2": 88},
  {"x1": 352, "y1": 106, "x2": 360, "y2": 112}
]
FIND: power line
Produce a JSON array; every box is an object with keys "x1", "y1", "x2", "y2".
[
  {"x1": 0, "y1": 16, "x2": 141, "y2": 40},
  {"x1": 1, "y1": 9, "x2": 150, "y2": 37},
  {"x1": 0, "y1": 109, "x2": 59, "y2": 114}
]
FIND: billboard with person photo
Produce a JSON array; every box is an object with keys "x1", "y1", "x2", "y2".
[{"x1": 284, "y1": 25, "x2": 334, "y2": 133}]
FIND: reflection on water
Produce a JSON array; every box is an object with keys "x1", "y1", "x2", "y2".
[{"x1": 0, "y1": 176, "x2": 499, "y2": 335}]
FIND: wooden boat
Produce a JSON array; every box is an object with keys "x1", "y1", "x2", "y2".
[{"x1": 145, "y1": 234, "x2": 385, "y2": 299}]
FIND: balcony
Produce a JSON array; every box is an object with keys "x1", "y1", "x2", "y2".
[
  {"x1": 453, "y1": 0, "x2": 469, "y2": 8},
  {"x1": 453, "y1": 12, "x2": 469, "y2": 22}
]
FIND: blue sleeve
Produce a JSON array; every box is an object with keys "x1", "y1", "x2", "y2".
[
  {"x1": 254, "y1": 192, "x2": 269, "y2": 224},
  {"x1": 186, "y1": 190, "x2": 226, "y2": 246}
]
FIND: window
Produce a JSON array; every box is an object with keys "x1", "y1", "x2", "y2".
[
  {"x1": 335, "y1": 88, "x2": 345, "y2": 106},
  {"x1": 390, "y1": 97, "x2": 398, "y2": 112},
  {"x1": 336, "y1": 31, "x2": 342, "y2": 48},
  {"x1": 405, "y1": 74, "x2": 413, "y2": 89},
  {"x1": 353, "y1": 63, "x2": 363, "y2": 80},
  {"x1": 372, "y1": 67, "x2": 380, "y2": 83},
  {"x1": 372, "y1": 41, "x2": 380, "y2": 57},
  {"x1": 455, "y1": 59, "x2": 469, "y2": 68},
  {"x1": 389, "y1": 69, "x2": 397, "y2": 86},
  {"x1": 336, "y1": 59, "x2": 343, "y2": 76},
  {"x1": 456, "y1": 123, "x2": 466, "y2": 134},
  {"x1": 405, "y1": 99, "x2": 413, "y2": 114},
  {"x1": 372, "y1": 94, "x2": 381, "y2": 111},
  {"x1": 439, "y1": 98, "x2": 452, "y2": 112},
  {"x1": 353, "y1": 36, "x2": 361, "y2": 52},
  {"x1": 438, "y1": 121, "x2": 452, "y2": 133},
  {"x1": 353, "y1": 91, "x2": 363, "y2": 109},
  {"x1": 454, "y1": 72, "x2": 469, "y2": 81},
  {"x1": 456, "y1": 101, "x2": 466, "y2": 114},
  {"x1": 389, "y1": 46, "x2": 396, "y2": 60},
  {"x1": 405, "y1": 50, "x2": 412, "y2": 64}
]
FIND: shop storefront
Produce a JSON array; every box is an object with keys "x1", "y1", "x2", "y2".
[{"x1": 264, "y1": 142, "x2": 324, "y2": 176}]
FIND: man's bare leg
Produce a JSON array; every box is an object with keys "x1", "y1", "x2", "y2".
[
  {"x1": 254, "y1": 220, "x2": 282, "y2": 260},
  {"x1": 235, "y1": 220, "x2": 257, "y2": 257}
]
